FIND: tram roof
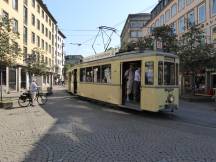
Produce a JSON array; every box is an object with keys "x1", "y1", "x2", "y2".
[{"x1": 77, "y1": 50, "x2": 178, "y2": 66}]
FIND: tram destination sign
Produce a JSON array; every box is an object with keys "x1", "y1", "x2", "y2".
[{"x1": 83, "y1": 48, "x2": 118, "y2": 62}]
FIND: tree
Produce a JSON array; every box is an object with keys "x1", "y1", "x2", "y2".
[
  {"x1": 177, "y1": 24, "x2": 216, "y2": 94},
  {"x1": 137, "y1": 37, "x2": 154, "y2": 51},
  {"x1": 0, "y1": 17, "x2": 22, "y2": 101},
  {"x1": 152, "y1": 25, "x2": 178, "y2": 52},
  {"x1": 26, "y1": 47, "x2": 50, "y2": 82}
]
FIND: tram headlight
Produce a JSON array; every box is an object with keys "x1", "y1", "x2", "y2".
[{"x1": 167, "y1": 94, "x2": 175, "y2": 103}]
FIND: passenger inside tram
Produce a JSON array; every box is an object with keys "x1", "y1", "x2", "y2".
[{"x1": 124, "y1": 63, "x2": 141, "y2": 104}]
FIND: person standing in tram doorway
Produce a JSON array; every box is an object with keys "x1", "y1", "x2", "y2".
[
  {"x1": 124, "y1": 65, "x2": 134, "y2": 102},
  {"x1": 134, "y1": 67, "x2": 141, "y2": 102}
]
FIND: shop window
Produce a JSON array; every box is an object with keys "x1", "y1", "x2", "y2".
[
  {"x1": 80, "y1": 68, "x2": 86, "y2": 82},
  {"x1": 164, "y1": 62, "x2": 175, "y2": 85},
  {"x1": 145, "y1": 62, "x2": 154, "y2": 85},
  {"x1": 93, "y1": 66, "x2": 101, "y2": 83},
  {"x1": 158, "y1": 62, "x2": 163, "y2": 85},
  {"x1": 86, "y1": 67, "x2": 93, "y2": 82},
  {"x1": 101, "y1": 65, "x2": 111, "y2": 84}
]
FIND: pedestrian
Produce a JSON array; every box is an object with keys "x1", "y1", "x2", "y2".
[
  {"x1": 133, "y1": 67, "x2": 141, "y2": 102},
  {"x1": 124, "y1": 65, "x2": 134, "y2": 102},
  {"x1": 30, "y1": 79, "x2": 38, "y2": 106}
]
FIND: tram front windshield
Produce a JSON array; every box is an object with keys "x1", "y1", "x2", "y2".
[{"x1": 158, "y1": 61, "x2": 178, "y2": 86}]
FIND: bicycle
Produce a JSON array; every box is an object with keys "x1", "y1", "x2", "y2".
[{"x1": 18, "y1": 90, "x2": 48, "y2": 107}]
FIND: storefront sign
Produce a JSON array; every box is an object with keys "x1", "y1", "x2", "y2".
[{"x1": 83, "y1": 48, "x2": 118, "y2": 62}]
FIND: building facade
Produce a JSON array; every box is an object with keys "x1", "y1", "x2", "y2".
[
  {"x1": 143, "y1": 0, "x2": 216, "y2": 95},
  {"x1": 65, "y1": 55, "x2": 83, "y2": 65},
  {"x1": 0, "y1": 0, "x2": 65, "y2": 93},
  {"x1": 120, "y1": 13, "x2": 151, "y2": 49},
  {"x1": 54, "y1": 30, "x2": 66, "y2": 80}
]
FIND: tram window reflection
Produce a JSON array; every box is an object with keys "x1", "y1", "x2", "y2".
[
  {"x1": 93, "y1": 66, "x2": 101, "y2": 83},
  {"x1": 102, "y1": 64, "x2": 111, "y2": 84},
  {"x1": 158, "y1": 61, "x2": 163, "y2": 85},
  {"x1": 80, "y1": 68, "x2": 86, "y2": 82},
  {"x1": 164, "y1": 62, "x2": 175, "y2": 85},
  {"x1": 145, "y1": 62, "x2": 154, "y2": 85},
  {"x1": 86, "y1": 67, "x2": 93, "y2": 82}
]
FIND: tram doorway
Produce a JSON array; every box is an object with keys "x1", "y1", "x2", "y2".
[
  {"x1": 122, "y1": 61, "x2": 141, "y2": 109},
  {"x1": 73, "y1": 69, "x2": 78, "y2": 94}
]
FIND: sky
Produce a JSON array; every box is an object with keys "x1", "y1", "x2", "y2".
[{"x1": 43, "y1": 0, "x2": 158, "y2": 57}]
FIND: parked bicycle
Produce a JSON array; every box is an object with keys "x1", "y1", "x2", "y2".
[{"x1": 18, "y1": 90, "x2": 48, "y2": 107}]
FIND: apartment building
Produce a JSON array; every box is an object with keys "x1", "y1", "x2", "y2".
[
  {"x1": 143, "y1": 0, "x2": 216, "y2": 94},
  {"x1": 54, "y1": 30, "x2": 66, "y2": 80},
  {"x1": 120, "y1": 13, "x2": 151, "y2": 49},
  {"x1": 0, "y1": 0, "x2": 64, "y2": 93}
]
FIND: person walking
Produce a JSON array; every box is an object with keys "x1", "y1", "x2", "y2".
[
  {"x1": 30, "y1": 79, "x2": 38, "y2": 106},
  {"x1": 124, "y1": 65, "x2": 134, "y2": 102},
  {"x1": 133, "y1": 67, "x2": 141, "y2": 102}
]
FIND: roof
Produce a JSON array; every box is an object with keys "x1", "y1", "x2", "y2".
[
  {"x1": 58, "y1": 30, "x2": 66, "y2": 39},
  {"x1": 76, "y1": 50, "x2": 178, "y2": 66},
  {"x1": 37, "y1": 0, "x2": 57, "y2": 24}
]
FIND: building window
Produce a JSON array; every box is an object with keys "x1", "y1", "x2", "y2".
[
  {"x1": 186, "y1": 0, "x2": 192, "y2": 5},
  {"x1": 188, "y1": 10, "x2": 195, "y2": 27},
  {"x1": 212, "y1": 0, "x2": 216, "y2": 16},
  {"x1": 42, "y1": 39, "x2": 44, "y2": 49},
  {"x1": 171, "y1": 3, "x2": 177, "y2": 17},
  {"x1": 23, "y1": 26, "x2": 28, "y2": 45},
  {"x1": 37, "y1": 4, "x2": 40, "y2": 13},
  {"x1": 42, "y1": 10, "x2": 44, "y2": 18},
  {"x1": 46, "y1": 42, "x2": 48, "y2": 51},
  {"x1": 171, "y1": 22, "x2": 177, "y2": 34},
  {"x1": 23, "y1": 6, "x2": 28, "y2": 25},
  {"x1": 41, "y1": 24, "x2": 44, "y2": 34},
  {"x1": 198, "y1": 3, "x2": 206, "y2": 23},
  {"x1": 211, "y1": 26, "x2": 216, "y2": 43},
  {"x1": 178, "y1": 0, "x2": 185, "y2": 11},
  {"x1": 12, "y1": 19, "x2": 18, "y2": 33},
  {"x1": 102, "y1": 65, "x2": 111, "y2": 83},
  {"x1": 165, "y1": 9, "x2": 170, "y2": 23},
  {"x1": 12, "y1": 0, "x2": 18, "y2": 10},
  {"x1": 32, "y1": 0, "x2": 35, "y2": 7},
  {"x1": 37, "y1": 19, "x2": 40, "y2": 30},
  {"x1": 23, "y1": 46, "x2": 28, "y2": 61},
  {"x1": 130, "y1": 31, "x2": 143, "y2": 38},
  {"x1": 24, "y1": 0, "x2": 28, "y2": 5},
  {"x1": 130, "y1": 21, "x2": 143, "y2": 28},
  {"x1": 155, "y1": 19, "x2": 160, "y2": 27},
  {"x1": 46, "y1": 15, "x2": 48, "y2": 22},
  {"x1": 145, "y1": 62, "x2": 154, "y2": 85},
  {"x1": 0, "y1": 66, "x2": 6, "y2": 85},
  {"x1": 160, "y1": 15, "x2": 164, "y2": 26},
  {"x1": 37, "y1": 36, "x2": 40, "y2": 47},
  {"x1": 32, "y1": 14, "x2": 35, "y2": 26},
  {"x1": 179, "y1": 16, "x2": 185, "y2": 33},
  {"x1": 45, "y1": 28, "x2": 48, "y2": 37},
  {"x1": 32, "y1": 32, "x2": 35, "y2": 44}
]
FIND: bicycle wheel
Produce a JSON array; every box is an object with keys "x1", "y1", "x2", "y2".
[
  {"x1": 18, "y1": 98, "x2": 30, "y2": 107},
  {"x1": 37, "y1": 95, "x2": 48, "y2": 105}
]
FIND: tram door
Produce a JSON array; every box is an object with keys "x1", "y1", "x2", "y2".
[
  {"x1": 73, "y1": 69, "x2": 78, "y2": 94},
  {"x1": 122, "y1": 61, "x2": 141, "y2": 109}
]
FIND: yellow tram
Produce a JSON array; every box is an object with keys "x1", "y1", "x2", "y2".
[{"x1": 68, "y1": 50, "x2": 179, "y2": 112}]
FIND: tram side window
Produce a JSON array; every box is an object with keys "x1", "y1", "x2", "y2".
[
  {"x1": 145, "y1": 62, "x2": 154, "y2": 85},
  {"x1": 86, "y1": 67, "x2": 93, "y2": 82},
  {"x1": 176, "y1": 63, "x2": 179, "y2": 85},
  {"x1": 102, "y1": 64, "x2": 111, "y2": 84},
  {"x1": 80, "y1": 68, "x2": 86, "y2": 82},
  {"x1": 93, "y1": 66, "x2": 101, "y2": 83},
  {"x1": 164, "y1": 62, "x2": 175, "y2": 85},
  {"x1": 158, "y1": 62, "x2": 163, "y2": 85}
]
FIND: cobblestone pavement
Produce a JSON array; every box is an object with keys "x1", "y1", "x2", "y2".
[{"x1": 0, "y1": 86, "x2": 216, "y2": 162}]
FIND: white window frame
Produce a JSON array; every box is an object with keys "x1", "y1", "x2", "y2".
[{"x1": 198, "y1": 3, "x2": 206, "y2": 24}]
